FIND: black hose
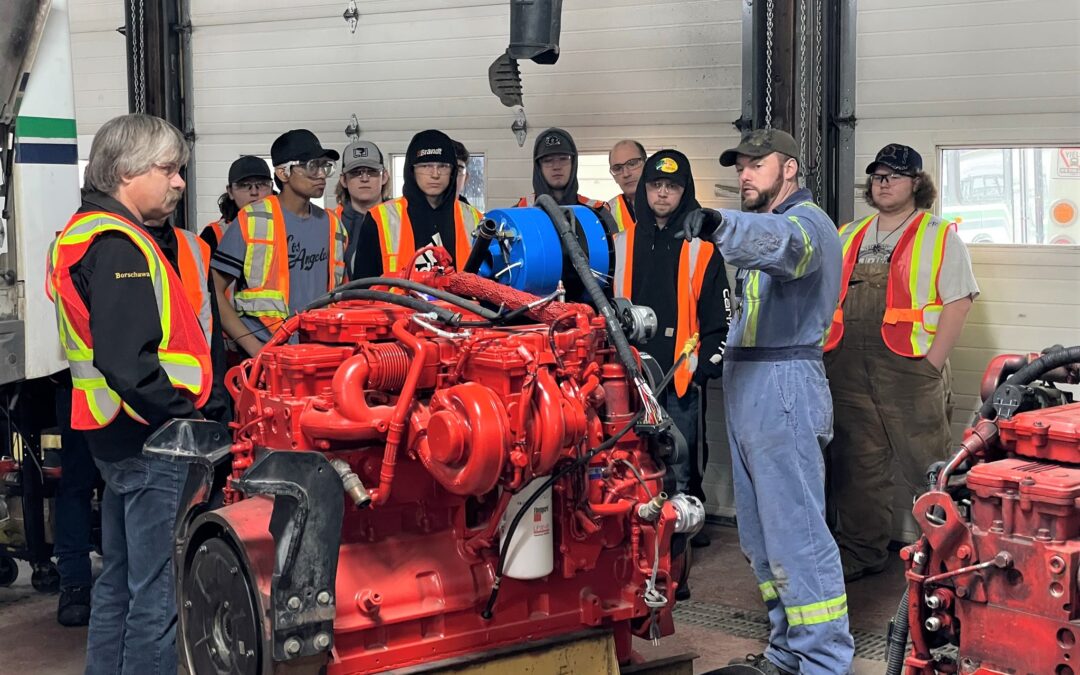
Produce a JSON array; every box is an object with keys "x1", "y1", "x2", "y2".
[
  {"x1": 463, "y1": 218, "x2": 499, "y2": 274},
  {"x1": 304, "y1": 289, "x2": 460, "y2": 324},
  {"x1": 978, "y1": 345, "x2": 1080, "y2": 419},
  {"x1": 535, "y1": 195, "x2": 642, "y2": 383},
  {"x1": 884, "y1": 588, "x2": 910, "y2": 675},
  {"x1": 330, "y1": 277, "x2": 499, "y2": 320}
]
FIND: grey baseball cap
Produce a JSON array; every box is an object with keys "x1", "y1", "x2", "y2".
[
  {"x1": 342, "y1": 140, "x2": 385, "y2": 172},
  {"x1": 719, "y1": 128, "x2": 800, "y2": 167}
]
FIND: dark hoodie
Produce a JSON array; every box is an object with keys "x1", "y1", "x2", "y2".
[
  {"x1": 350, "y1": 130, "x2": 461, "y2": 278},
  {"x1": 629, "y1": 150, "x2": 730, "y2": 380},
  {"x1": 530, "y1": 127, "x2": 584, "y2": 207}
]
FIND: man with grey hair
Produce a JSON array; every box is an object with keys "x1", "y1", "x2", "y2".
[{"x1": 47, "y1": 113, "x2": 229, "y2": 675}]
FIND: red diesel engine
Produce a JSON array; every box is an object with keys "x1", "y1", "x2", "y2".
[
  {"x1": 893, "y1": 347, "x2": 1080, "y2": 675},
  {"x1": 162, "y1": 265, "x2": 701, "y2": 675}
]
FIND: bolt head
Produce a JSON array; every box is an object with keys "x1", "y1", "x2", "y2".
[
  {"x1": 284, "y1": 637, "x2": 302, "y2": 655},
  {"x1": 286, "y1": 596, "x2": 301, "y2": 611},
  {"x1": 314, "y1": 632, "x2": 331, "y2": 650},
  {"x1": 317, "y1": 591, "x2": 332, "y2": 605}
]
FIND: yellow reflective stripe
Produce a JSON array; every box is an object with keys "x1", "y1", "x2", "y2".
[
  {"x1": 839, "y1": 216, "x2": 874, "y2": 257},
  {"x1": 742, "y1": 271, "x2": 762, "y2": 347},
  {"x1": 759, "y1": 580, "x2": 778, "y2": 602},
  {"x1": 785, "y1": 593, "x2": 848, "y2": 626},
  {"x1": 926, "y1": 217, "x2": 950, "y2": 306},
  {"x1": 907, "y1": 218, "x2": 929, "y2": 354},
  {"x1": 789, "y1": 216, "x2": 814, "y2": 278}
]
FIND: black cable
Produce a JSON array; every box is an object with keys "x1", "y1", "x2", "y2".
[
  {"x1": 327, "y1": 277, "x2": 499, "y2": 320},
  {"x1": 304, "y1": 289, "x2": 461, "y2": 325},
  {"x1": 480, "y1": 350, "x2": 689, "y2": 621},
  {"x1": 535, "y1": 195, "x2": 642, "y2": 383}
]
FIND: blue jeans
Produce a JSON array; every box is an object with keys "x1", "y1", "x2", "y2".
[
  {"x1": 54, "y1": 386, "x2": 99, "y2": 589},
  {"x1": 86, "y1": 454, "x2": 183, "y2": 675},
  {"x1": 660, "y1": 384, "x2": 700, "y2": 496}
]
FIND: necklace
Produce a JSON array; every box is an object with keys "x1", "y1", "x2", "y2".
[{"x1": 875, "y1": 208, "x2": 918, "y2": 247}]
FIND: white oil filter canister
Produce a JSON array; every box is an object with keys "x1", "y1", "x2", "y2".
[{"x1": 500, "y1": 477, "x2": 554, "y2": 580}]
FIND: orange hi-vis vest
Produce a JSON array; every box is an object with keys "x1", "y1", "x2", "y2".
[
  {"x1": 46, "y1": 212, "x2": 213, "y2": 430},
  {"x1": 607, "y1": 193, "x2": 635, "y2": 234},
  {"x1": 202, "y1": 218, "x2": 226, "y2": 247},
  {"x1": 824, "y1": 211, "x2": 955, "y2": 356},
  {"x1": 232, "y1": 196, "x2": 347, "y2": 332},
  {"x1": 369, "y1": 197, "x2": 481, "y2": 273},
  {"x1": 516, "y1": 194, "x2": 609, "y2": 211},
  {"x1": 612, "y1": 219, "x2": 714, "y2": 397}
]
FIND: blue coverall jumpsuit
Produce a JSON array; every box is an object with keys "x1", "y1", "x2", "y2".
[{"x1": 711, "y1": 188, "x2": 854, "y2": 674}]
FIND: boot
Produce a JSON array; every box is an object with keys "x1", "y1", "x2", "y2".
[
  {"x1": 57, "y1": 585, "x2": 91, "y2": 627},
  {"x1": 727, "y1": 653, "x2": 796, "y2": 675}
]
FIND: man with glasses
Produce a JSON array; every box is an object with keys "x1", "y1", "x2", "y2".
[
  {"x1": 612, "y1": 150, "x2": 728, "y2": 561},
  {"x1": 335, "y1": 140, "x2": 389, "y2": 273},
  {"x1": 824, "y1": 143, "x2": 977, "y2": 582},
  {"x1": 200, "y1": 156, "x2": 274, "y2": 255},
  {"x1": 516, "y1": 127, "x2": 607, "y2": 211},
  {"x1": 607, "y1": 140, "x2": 647, "y2": 233},
  {"x1": 211, "y1": 129, "x2": 348, "y2": 357},
  {"x1": 350, "y1": 129, "x2": 483, "y2": 279}
]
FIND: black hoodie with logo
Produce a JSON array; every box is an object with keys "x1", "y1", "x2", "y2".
[
  {"x1": 630, "y1": 150, "x2": 730, "y2": 380},
  {"x1": 350, "y1": 130, "x2": 461, "y2": 278}
]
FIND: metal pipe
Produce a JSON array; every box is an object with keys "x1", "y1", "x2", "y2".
[{"x1": 330, "y1": 458, "x2": 371, "y2": 509}]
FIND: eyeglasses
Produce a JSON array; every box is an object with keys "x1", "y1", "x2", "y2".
[
  {"x1": 233, "y1": 179, "x2": 272, "y2": 191},
  {"x1": 154, "y1": 163, "x2": 182, "y2": 177},
  {"x1": 646, "y1": 179, "x2": 682, "y2": 194},
  {"x1": 415, "y1": 162, "x2": 452, "y2": 175},
  {"x1": 869, "y1": 173, "x2": 912, "y2": 185},
  {"x1": 539, "y1": 154, "x2": 572, "y2": 167},
  {"x1": 609, "y1": 156, "x2": 645, "y2": 175},
  {"x1": 280, "y1": 159, "x2": 336, "y2": 178},
  {"x1": 345, "y1": 167, "x2": 382, "y2": 180}
]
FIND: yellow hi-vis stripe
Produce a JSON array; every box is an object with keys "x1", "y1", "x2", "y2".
[
  {"x1": 789, "y1": 216, "x2": 815, "y2": 278},
  {"x1": 742, "y1": 270, "x2": 762, "y2": 347},
  {"x1": 785, "y1": 593, "x2": 848, "y2": 626},
  {"x1": 759, "y1": 580, "x2": 778, "y2": 602}
]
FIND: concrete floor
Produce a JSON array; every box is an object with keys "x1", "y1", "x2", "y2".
[{"x1": 0, "y1": 524, "x2": 906, "y2": 674}]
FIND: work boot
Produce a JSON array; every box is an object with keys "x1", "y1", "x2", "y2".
[
  {"x1": 843, "y1": 558, "x2": 889, "y2": 583},
  {"x1": 727, "y1": 653, "x2": 796, "y2": 675},
  {"x1": 57, "y1": 585, "x2": 91, "y2": 627},
  {"x1": 691, "y1": 528, "x2": 711, "y2": 548}
]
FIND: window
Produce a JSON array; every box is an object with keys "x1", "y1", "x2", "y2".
[
  {"x1": 393, "y1": 153, "x2": 486, "y2": 212},
  {"x1": 576, "y1": 153, "x2": 621, "y2": 203},
  {"x1": 940, "y1": 146, "x2": 1080, "y2": 245}
]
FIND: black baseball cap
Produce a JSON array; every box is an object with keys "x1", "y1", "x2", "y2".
[
  {"x1": 866, "y1": 143, "x2": 922, "y2": 175},
  {"x1": 270, "y1": 129, "x2": 339, "y2": 166},
  {"x1": 535, "y1": 128, "x2": 575, "y2": 160},
  {"x1": 719, "y1": 128, "x2": 800, "y2": 167},
  {"x1": 641, "y1": 150, "x2": 690, "y2": 188},
  {"x1": 228, "y1": 155, "x2": 271, "y2": 184}
]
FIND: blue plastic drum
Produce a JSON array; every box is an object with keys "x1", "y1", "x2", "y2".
[{"x1": 479, "y1": 206, "x2": 612, "y2": 297}]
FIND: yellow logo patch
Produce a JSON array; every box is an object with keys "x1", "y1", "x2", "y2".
[{"x1": 657, "y1": 157, "x2": 679, "y2": 173}]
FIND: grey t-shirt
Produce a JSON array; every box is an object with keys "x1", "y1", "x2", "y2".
[
  {"x1": 212, "y1": 204, "x2": 331, "y2": 341},
  {"x1": 857, "y1": 214, "x2": 980, "y2": 305}
]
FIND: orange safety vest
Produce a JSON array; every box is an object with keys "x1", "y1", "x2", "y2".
[
  {"x1": 46, "y1": 212, "x2": 213, "y2": 430},
  {"x1": 231, "y1": 195, "x2": 347, "y2": 332},
  {"x1": 201, "y1": 219, "x2": 226, "y2": 248},
  {"x1": 516, "y1": 194, "x2": 609, "y2": 211},
  {"x1": 368, "y1": 197, "x2": 481, "y2": 273},
  {"x1": 607, "y1": 193, "x2": 635, "y2": 234},
  {"x1": 612, "y1": 220, "x2": 714, "y2": 397},
  {"x1": 824, "y1": 211, "x2": 954, "y2": 356}
]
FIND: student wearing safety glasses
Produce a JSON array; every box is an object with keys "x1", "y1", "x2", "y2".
[{"x1": 211, "y1": 129, "x2": 348, "y2": 357}]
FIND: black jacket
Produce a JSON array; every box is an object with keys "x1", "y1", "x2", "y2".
[{"x1": 69, "y1": 192, "x2": 230, "y2": 461}]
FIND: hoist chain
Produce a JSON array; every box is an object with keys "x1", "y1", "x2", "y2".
[
  {"x1": 129, "y1": 0, "x2": 146, "y2": 114},
  {"x1": 798, "y1": 0, "x2": 809, "y2": 175},
  {"x1": 764, "y1": 0, "x2": 775, "y2": 129},
  {"x1": 812, "y1": 0, "x2": 825, "y2": 198}
]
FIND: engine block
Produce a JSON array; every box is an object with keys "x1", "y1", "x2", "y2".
[{"x1": 175, "y1": 270, "x2": 695, "y2": 674}]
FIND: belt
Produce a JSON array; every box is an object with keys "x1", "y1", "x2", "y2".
[{"x1": 726, "y1": 346, "x2": 823, "y2": 362}]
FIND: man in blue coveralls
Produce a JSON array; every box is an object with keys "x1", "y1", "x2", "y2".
[{"x1": 687, "y1": 128, "x2": 854, "y2": 674}]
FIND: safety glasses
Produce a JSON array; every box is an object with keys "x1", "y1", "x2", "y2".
[
  {"x1": 280, "y1": 159, "x2": 336, "y2": 179},
  {"x1": 609, "y1": 156, "x2": 645, "y2": 175}
]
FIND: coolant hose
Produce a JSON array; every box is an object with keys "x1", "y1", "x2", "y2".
[
  {"x1": 535, "y1": 194, "x2": 642, "y2": 382},
  {"x1": 978, "y1": 345, "x2": 1080, "y2": 419},
  {"x1": 884, "y1": 587, "x2": 910, "y2": 675},
  {"x1": 462, "y1": 217, "x2": 500, "y2": 274}
]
